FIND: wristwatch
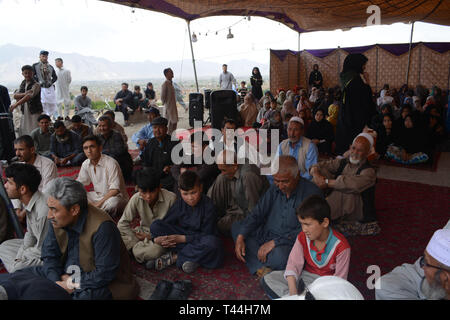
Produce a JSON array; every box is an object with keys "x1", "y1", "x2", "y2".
[{"x1": 325, "y1": 179, "x2": 329, "y2": 186}]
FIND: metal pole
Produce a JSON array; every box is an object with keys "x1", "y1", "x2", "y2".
[
  {"x1": 405, "y1": 22, "x2": 415, "y2": 86},
  {"x1": 187, "y1": 20, "x2": 199, "y2": 92}
]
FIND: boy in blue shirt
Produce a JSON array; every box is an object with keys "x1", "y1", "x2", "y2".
[{"x1": 150, "y1": 171, "x2": 223, "y2": 273}]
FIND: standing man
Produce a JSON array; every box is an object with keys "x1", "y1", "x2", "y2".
[
  {"x1": 10, "y1": 65, "x2": 43, "y2": 136},
  {"x1": 219, "y1": 64, "x2": 237, "y2": 90},
  {"x1": 32, "y1": 50, "x2": 58, "y2": 119},
  {"x1": 54, "y1": 58, "x2": 72, "y2": 121},
  {"x1": 161, "y1": 68, "x2": 178, "y2": 134}
]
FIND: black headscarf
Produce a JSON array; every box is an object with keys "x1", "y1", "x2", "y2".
[{"x1": 252, "y1": 67, "x2": 262, "y2": 80}]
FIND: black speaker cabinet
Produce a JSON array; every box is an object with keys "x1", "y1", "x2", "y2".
[
  {"x1": 210, "y1": 90, "x2": 239, "y2": 130},
  {"x1": 189, "y1": 93, "x2": 204, "y2": 127},
  {"x1": 204, "y1": 89, "x2": 212, "y2": 109}
]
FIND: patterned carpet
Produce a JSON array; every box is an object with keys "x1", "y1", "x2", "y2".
[{"x1": 1, "y1": 164, "x2": 449, "y2": 300}]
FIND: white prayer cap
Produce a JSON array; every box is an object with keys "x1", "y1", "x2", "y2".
[
  {"x1": 289, "y1": 116, "x2": 304, "y2": 126},
  {"x1": 353, "y1": 133, "x2": 374, "y2": 148},
  {"x1": 276, "y1": 276, "x2": 364, "y2": 300},
  {"x1": 426, "y1": 229, "x2": 450, "y2": 267}
]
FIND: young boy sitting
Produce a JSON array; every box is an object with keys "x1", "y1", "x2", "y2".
[
  {"x1": 117, "y1": 167, "x2": 177, "y2": 267},
  {"x1": 261, "y1": 195, "x2": 351, "y2": 299},
  {"x1": 149, "y1": 171, "x2": 224, "y2": 273}
]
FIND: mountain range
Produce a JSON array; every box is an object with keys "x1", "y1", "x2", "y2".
[{"x1": 0, "y1": 44, "x2": 269, "y2": 85}]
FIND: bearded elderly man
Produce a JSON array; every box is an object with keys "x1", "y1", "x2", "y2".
[
  {"x1": 232, "y1": 155, "x2": 322, "y2": 277},
  {"x1": 309, "y1": 133, "x2": 377, "y2": 230},
  {"x1": 376, "y1": 221, "x2": 450, "y2": 300},
  {"x1": 0, "y1": 178, "x2": 138, "y2": 300}
]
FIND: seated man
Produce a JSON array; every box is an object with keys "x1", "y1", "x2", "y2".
[
  {"x1": 261, "y1": 195, "x2": 351, "y2": 299},
  {"x1": 232, "y1": 155, "x2": 323, "y2": 277},
  {"x1": 74, "y1": 86, "x2": 97, "y2": 127},
  {"x1": 0, "y1": 163, "x2": 48, "y2": 273},
  {"x1": 171, "y1": 131, "x2": 220, "y2": 196},
  {"x1": 142, "y1": 117, "x2": 179, "y2": 191},
  {"x1": 130, "y1": 85, "x2": 146, "y2": 111},
  {"x1": 14, "y1": 135, "x2": 57, "y2": 192},
  {"x1": 96, "y1": 115, "x2": 133, "y2": 181},
  {"x1": 117, "y1": 168, "x2": 176, "y2": 267},
  {"x1": 130, "y1": 106, "x2": 160, "y2": 162},
  {"x1": 144, "y1": 82, "x2": 156, "y2": 107},
  {"x1": 309, "y1": 133, "x2": 378, "y2": 234},
  {"x1": 77, "y1": 135, "x2": 129, "y2": 218},
  {"x1": 68, "y1": 115, "x2": 92, "y2": 139},
  {"x1": 207, "y1": 149, "x2": 269, "y2": 236},
  {"x1": 114, "y1": 82, "x2": 133, "y2": 127},
  {"x1": 49, "y1": 120, "x2": 86, "y2": 167},
  {"x1": 0, "y1": 178, "x2": 138, "y2": 300},
  {"x1": 375, "y1": 220, "x2": 450, "y2": 300},
  {"x1": 150, "y1": 171, "x2": 223, "y2": 274},
  {"x1": 30, "y1": 114, "x2": 53, "y2": 158},
  {"x1": 94, "y1": 110, "x2": 127, "y2": 144},
  {"x1": 276, "y1": 117, "x2": 318, "y2": 181}
]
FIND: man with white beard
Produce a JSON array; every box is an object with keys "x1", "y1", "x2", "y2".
[
  {"x1": 309, "y1": 133, "x2": 377, "y2": 224},
  {"x1": 376, "y1": 221, "x2": 450, "y2": 300}
]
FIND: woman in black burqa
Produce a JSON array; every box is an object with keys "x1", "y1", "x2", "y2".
[
  {"x1": 335, "y1": 53, "x2": 377, "y2": 155},
  {"x1": 250, "y1": 67, "x2": 263, "y2": 101}
]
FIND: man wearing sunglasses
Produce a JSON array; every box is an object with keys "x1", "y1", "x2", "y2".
[{"x1": 376, "y1": 220, "x2": 450, "y2": 300}]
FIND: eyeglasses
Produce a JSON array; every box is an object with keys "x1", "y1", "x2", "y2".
[
  {"x1": 297, "y1": 278, "x2": 315, "y2": 300},
  {"x1": 419, "y1": 255, "x2": 448, "y2": 272}
]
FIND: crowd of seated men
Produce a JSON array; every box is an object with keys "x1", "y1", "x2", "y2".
[{"x1": 0, "y1": 79, "x2": 448, "y2": 301}]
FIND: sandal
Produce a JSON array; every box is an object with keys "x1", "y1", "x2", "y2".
[
  {"x1": 148, "y1": 280, "x2": 173, "y2": 300},
  {"x1": 155, "y1": 252, "x2": 176, "y2": 271}
]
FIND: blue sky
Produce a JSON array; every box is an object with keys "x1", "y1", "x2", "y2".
[{"x1": 1, "y1": 0, "x2": 450, "y2": 64}]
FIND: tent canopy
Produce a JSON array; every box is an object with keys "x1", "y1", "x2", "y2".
[{"x1": 101, "y1": 0, "x2": 450, "y2": 33}]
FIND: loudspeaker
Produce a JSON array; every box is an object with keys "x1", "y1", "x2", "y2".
[
  {"x1": 189, "y1": 93, "x2": 204, "y2": 127},
  {"x1": 210, "y1": 90, "x2": 239, "y2": 130},
  {"x1": 204, "y1": 89, "x2": 212, "y2": 109}
]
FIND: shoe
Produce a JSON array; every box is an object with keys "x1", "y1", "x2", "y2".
[
  {"x1": 148, "y1": 280, "x2": 173, "y2": 300},
  {"x1": 256, "y1": 266, "x2": 272, "y2": 279},
  {"x1": 166, "y1": 280, "x2": 193, "y2": 300},
  {"x1": 181, "y1": 261, "x2": 199, "y2": 274}
]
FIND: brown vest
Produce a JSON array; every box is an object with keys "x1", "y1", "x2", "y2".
[
  {"x1": 54, "y1": 205, "x2": 138, "y2": 300},
  {"x1": 279, "y1": 137, "x2": 312, "y2": 175}
]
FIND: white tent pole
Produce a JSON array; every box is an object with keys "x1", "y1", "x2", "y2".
[
  {"x1": 187, "y1": 20, "x2": 199, "y2": 92},
  {"x1": 405, "y1": 21, "x2": 415, "y2": 86}
]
